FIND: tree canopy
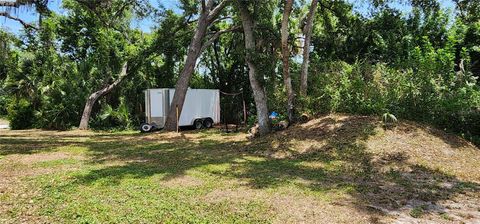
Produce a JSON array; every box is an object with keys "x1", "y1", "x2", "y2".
[{"x1": 0, "y1": 0, "x2": 479, "y2": 143}]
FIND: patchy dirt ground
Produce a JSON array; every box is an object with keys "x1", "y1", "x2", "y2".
[{"x1": 0, "y1": 114, "x2": 479, "y2": 223}]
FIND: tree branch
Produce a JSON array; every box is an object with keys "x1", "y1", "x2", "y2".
[
  {"x1": 1, "y1": 0, "x2": 50, "y2": 14},
  {"x1": 106, "y1": 61, "x2": 129, "y2": 92},
  {"x1": 74, "y1": 0, "x2": 131, "y2": 41},
  {"x1": 113, "y1": 0, "x2": 135, "y2": 20},
  {"x1": 207, "y1": 0, "x2": 229, "y2": 22},
  {"x1": 211, "y1": 15, "x2": 232, "y2": 25},
  {"x1": 0, "y1": 11, "x2": 37, "y2": 29},
  {"x1": 0, "y1": 1, "x2": 20, "y2": 7},
  {"x1": 318, "y1": 0, "x2": 343, "y2": 18},
  {"x1": 200, "y1": 25, "x2": 241, "y2": 53}
]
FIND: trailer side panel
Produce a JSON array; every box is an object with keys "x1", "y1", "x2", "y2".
[{"x1": 168, "y1": 89, "x2": 220, "y2": 126}]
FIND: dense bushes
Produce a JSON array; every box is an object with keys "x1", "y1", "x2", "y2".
[
  {"x1": 293, "y1": 13, "x2": 480, "y2": 144},
  {"x1": 7, "y1": 98, "x2": 35, "y2": 130},
  {"x1": 302, "y1": 50, "x2": 480, "y2": 143},
  {"x1": 0, "y1": 91, "x2": 7, "y2": 116},
  {"x1": 91, "y1": 97, "x2": 134, "y2": 130}
]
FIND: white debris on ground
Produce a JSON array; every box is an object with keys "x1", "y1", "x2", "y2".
[{"x1": 0, "y1": 119, "x2": 9, "y2": 129}]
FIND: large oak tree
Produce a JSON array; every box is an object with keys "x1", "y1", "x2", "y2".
[
  {"x1": 163, "y1": 0, "x2": 229, "y2": 131},
  {"x1": 236, "y1": 0, "x2": 271, "y2": 135}
]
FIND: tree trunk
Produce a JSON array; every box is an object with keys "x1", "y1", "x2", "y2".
[
  {"x1": 300, "y1": 0, "x2": 318, "y2": 96},
  {"x1": 163, "y1": 0, "x2": 228, "y2": 131},
  {"x1": 237, "y1": 0, "x2": 271, "y2": 135},
  {"x1": 79, "y1": 62, "x2": 128, "y2": 130},
  {"x1": 281, "y1": 0, "x2": 294, "y2": 123}
]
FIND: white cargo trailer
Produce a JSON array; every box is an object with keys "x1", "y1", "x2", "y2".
[{"x1": 141, "y1": 88, "x2": 220, "y2": 132}]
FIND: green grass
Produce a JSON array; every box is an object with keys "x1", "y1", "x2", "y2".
[
  {"x1": 0, "y1": 130, "x2": 281, "y2": 223},
  {"x1": 410, "y1": 205, "x2": 427, "y2": 218},
  {"x1": 1, "y1": 115, "x2": 479, "y2": 223},
  {"x1": 30, "y1": 172, "x2": 270, "y2": 223},
  {"x1": 440, "y1": 212, "x2": 453, "y2": 220}
]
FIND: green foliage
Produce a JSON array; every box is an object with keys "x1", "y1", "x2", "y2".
[
  {"x1": 0, "y1": 31, "x2": 19, "y2": 115},
  {"x1": 7, "y1": 98, "x2": 34, "y2": 130},
  {"x1": 303, "y1": 37, "x2": 480, "y2": 143},
  {"x1": 35, "y1": 66, "x2": 86, "y2": 130},
  {"x1": 1, "y1": 0, "x2": 174, "y2": 130},
  {"x1": 247, "y1": 114, "x2": 257, "y2": 128},
  {"x1": 0, "y1": 94, "x2": 8, "y2": 115},
  {"x1": 410, "y1": 205, "x2": 427, "y2": 218},
  {"x1": 1, "y1": 0, "x2": 480, "y2": 146},
  {"x1": 92, "y1": 97, "x2": 132, "y2": 130},
  {"x1": 382, "y1": 112, "x2": 398, "y2": 128}
]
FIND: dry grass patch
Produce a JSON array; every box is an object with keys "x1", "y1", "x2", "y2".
[
  {"x1": 160, "y1": 175, "x2": 204, "y2": 188},
  {"x1": 367, "y1": 122, "x2": 480, "y2": 182},
  {"x1": 204, "y1": 187, "x2": 375, "y2": 224}
]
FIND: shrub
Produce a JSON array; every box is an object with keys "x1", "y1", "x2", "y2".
[
  {"x1": 0, "y1": 94, "x2": 8, "y2": 116},
  {"x1": 91, "y1": 97, "x2": 133, "y2": 130},
  {"x1": 303, "y1": 47, "x2": 480, "y2": 144},
  {"x1": 7, "y1": 97, "x2": 34, "y2": 129}
]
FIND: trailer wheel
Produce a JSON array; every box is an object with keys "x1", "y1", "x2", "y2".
[
  {"x1": 203, "y1": 118, "x2": 214, "y2": 128},
  {"x1": 140, "y1": 123, "x2": 152, "y2": 133},
  {"x1": 194, "y1": 119, "x2": 204, "y2": 129}
]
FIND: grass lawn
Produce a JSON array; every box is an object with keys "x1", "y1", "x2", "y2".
[{"x1": 1, "y1": 115, "x2": 479, "y2": 223}]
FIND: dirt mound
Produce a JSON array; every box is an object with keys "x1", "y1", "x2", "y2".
[
  {"x1": 255, "y1": 114, "x2": 479, "y2": 180},
  {"x1": 248, "y1": 114, "x2": 480, "y2": 223}
]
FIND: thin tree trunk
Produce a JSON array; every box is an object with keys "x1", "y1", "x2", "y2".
[
  {"x1": 281, "y1": 0, "x2": 294, "y2": 123},
  {"x1": 300, "y1": 0, "x2": 318, "y2": 96},
  {"x1": 237, "y1": 0, "x2": 271, "y2": 135},
  {"x1": 79, "y1": 62, "x2": 128, "y2": 130},
  {"x1": 164, "y1": 0, "x2": 228, "y2": 131}
]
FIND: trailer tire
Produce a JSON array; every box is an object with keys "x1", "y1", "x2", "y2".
[
  {"x1": 194, "y1": 119, "x2": 204, "y2": 129},
  {"x1": 203, "y1": 118, "x2": 214, "y2": 128},
  {"x1": 140, "y1": 123, "x2": 152, "y2": 133}
]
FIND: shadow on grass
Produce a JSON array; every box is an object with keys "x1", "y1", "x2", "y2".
[
  {"x1": 2, "y1": 117, "x2": 479, "y2": 219},
  {"x1": 75, "y1": 117, "x2": 479, "y2": 213},
  {"x1": 0, "y1": 130, "x2": 148, "y2": 155},
  {"x1": 0, "y1": 138, "x2": 88, "y2": 155},
  {"x1": 71, "y1": 141, "x2": 244, "y2": 186}
]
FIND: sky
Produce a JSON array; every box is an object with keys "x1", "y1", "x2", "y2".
[
  {"x1": 350, "y1": 0, "x2": 455, "y2": 16},
  {"x1": 0, "y1": 0, "x2": 457, "y2": 34}
]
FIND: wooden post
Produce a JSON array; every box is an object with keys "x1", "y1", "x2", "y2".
[
  {"x1": 224, "y1": 110, "x2": 228, "y2": 132},
  {"x1": 176, "y1": 105, "x2": 179, "y2": 133},
  {"x1": 243, "y1": 99, "x2": 247, "y2": 125}
]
